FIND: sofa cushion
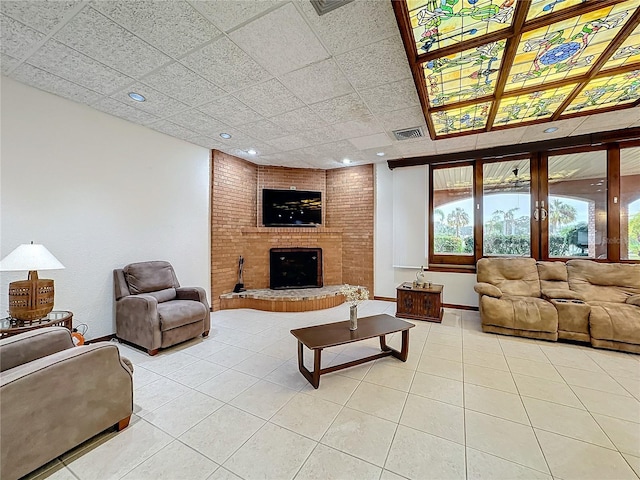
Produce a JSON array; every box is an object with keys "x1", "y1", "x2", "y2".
[
  {"x1": 477, "y1": 257, "x2": 541, "y2": 298},
  {"x1": 626, "y1": 295, "x2": 640, "y2": 307},
  {"x1": 537, "y1": 261, "x2": 568, "y2": 281},
  {"x1": 480, "y1": 295, "x2": 558, "y2": 333},
  {"x1": 147, "y1": 288, "x2": 177, "y2": 303},
  {"x1": 474, "y1": 282, "x2": 502, "y2": 298},
  {"x1": 567, "y1": 260, "x2": 640, "y2": 303},
  {"x1": 588, "y1": 301, "x2": 640, "y2": 346},
  {"x1": 158, "y1": 300, "x2": 207, "y2": 331},
  {"x1": 124, "y1": 261, "x2": 178, "y2": 294},
  {"x1": 541, "y1": 289, "x2": 584, "y2": 301}
]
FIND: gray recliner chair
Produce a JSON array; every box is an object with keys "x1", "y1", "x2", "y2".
[{"x1": 114, "y1": 261, "x2": 210, "y2": 355}]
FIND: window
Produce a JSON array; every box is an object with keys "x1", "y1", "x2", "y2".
[
  {"x1": 427, "y1": 143, "x2": 638, "y2": 267},
  {"x1": 431, "y1": 164, "x2": 475, "y2": 264},
  {"x1": 621, "y1": 147, "x2": 640, "y2": 260}
]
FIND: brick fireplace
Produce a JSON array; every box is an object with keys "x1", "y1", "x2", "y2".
[
  {"x1": 270, "y1": 247, "x2": 323, "y2": 289},
  {"x1": 210, "y1": 150, "x2": 373, "y2": 311}
]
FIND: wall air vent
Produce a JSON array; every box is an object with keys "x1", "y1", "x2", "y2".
[
  {"x1": 392, "y1": 127, "x2": 424, "y2": 141},
  {"x1": 310, "y1": 0, "x2": 354, "y2": 16}
]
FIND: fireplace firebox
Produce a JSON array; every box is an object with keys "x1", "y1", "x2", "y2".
[{"x1": 270, "y1": 248, "x2": 323, "y2": 289}]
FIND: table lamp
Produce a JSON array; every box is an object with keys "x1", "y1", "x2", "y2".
[{"x1": 0, "y1": 242, "x2": 65, "y2": 321}]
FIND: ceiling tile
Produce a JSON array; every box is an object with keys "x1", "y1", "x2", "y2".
[
  {"x1": 141, "y1": 62, "x2": 226, "y2": 107},
  {"x1": 93, "y1": 97, "x2": 160, "y2": 125},
  {"x1": 10, "y1": 63, "x2": 103, "y2": 105},
  {"x1": 348, "y1": 132, "x2": 393, "y2": 151},
  {"x1": 148, "y1": 119, "x2": 199, "y2": 140},
  {"x1": 238, "y1": 118, "x2": 289, "y2": 142},
  {"x1": 189, "y1": 135, "x2": 224, "y2": 150},
  {"x1": 0, "y1": 1, "x2": 79, "y2": 34},
  {"x1": 54, "y1": 7, "x2": 171, "y2": 78},
  {"x1": 229, "y1": 3, "x2": 329, "y2": 76},
  {"x1": 396, "y1": 139, "x2": 437, "y2": 157},
  {"x1": 180, "y1": 37, "x2": 271, "y2": 93},
  {"x1": 298, "y1": 0, "x2": 399, "y2": 55},
  {"x1": 300, "y1": 125, "x2": 341, "y2": 146},
  {"x1": 267, "y1": 134, "x2": 312, "y2": 152},
  {"x1": 335, "y1": 35, "x2": 412, "y2": 90},
  {"x1": 570, "y1": 108, "x2": 640, "y2": 136},
  {"x1": 0, "y1": 14, "x2": 45, "y2": 58},
  {"x1": 360, "y1": 145, "x2": 402, "y2": 162},
  {"x1": 111, "y1": 83, "x2": 189, "y2": 118},
  {"x1": 269, "y1": 107, "x2": 328, "y2": 133},
  {"x1": 360, "y1": 78, "x2": 420, "y2": 114},
  {"x1": 331, "y1": 114, "x2": 384, "y2": 140},
  {"x1": 1, "y1": 53, "x2": 19, "y2": 74},
  {"x1": 233, "y1": 79, "x2": 304, "y2": 117},
  {"x1": 190, "y1": 0, "x2": 281, "y2": 33},
  {"x1": 93, "y1": 1, "x2": 220, "y2": 58},
  {"x1": 310, "y1": 92, "x2": 371, "y2": 124},
  {"x1": 476, "y1": 128, "x2": 526, "y2": 149},
  {"x1": 197, "y1": 95, "x2": 262, "y2": 126},
  {"x1": 26, "y1": 39, "x2": 133, "y2": 95},
  {"x1": 377, "y1": 106, "x2": 427, "y2": 133},
  {"x1": 280, "y1": 58, "x2": 353, "y2": 104},
  {"x1": 435, "y1": 135, "x2": 478, "y2": 154},
  {"x1": 215, "y1": 127, "x2": 262, "y2": 150},
  {"x1": 166, "y1": 109, "x2": 230, "y2": 136},
  {"x1": 521, "y1": 118, "x2": 587, "y2": 143}
]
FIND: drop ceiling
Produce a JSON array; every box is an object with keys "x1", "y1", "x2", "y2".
[{"x1": 1, "y1": 0, "x2": 639, "y2": 170}]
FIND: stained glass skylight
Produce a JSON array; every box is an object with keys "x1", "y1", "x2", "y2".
[{"x1": 395, "y1": 0, "x2": 640, "y2": 139}]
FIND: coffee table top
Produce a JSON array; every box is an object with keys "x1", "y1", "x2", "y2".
[{"x1": 291, "y1": 314, "x2": 414, "y2": 350}]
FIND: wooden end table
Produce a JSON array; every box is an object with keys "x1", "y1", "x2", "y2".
[
  {"x1": 290, "y1": 313, "x2": 414, "y2": 389},
  {"x1": 396, "y1": 282, "x2": 443, "y2": 323},
  {"x1": 0, "y1": 310, "x2": 73, "y2": 338}
]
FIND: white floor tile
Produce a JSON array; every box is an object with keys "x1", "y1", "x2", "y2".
[
  {"x1": 466, "y1": 447, "x2": 552, "y2": 480},
  {"x1": 399, "y1": 394, "x2": 464, "y2": 445},
  {"x1": 299, "y1": 372, "x2": 360, "y2": 405},
  {"x1": 121, "y1": 440, "x2": 217, "y2": 480},
  {"x1": 229, "y1": 379, "x2": 297, "y2": 419},
  {"x1": 557, "y1": 366, "x2": 631, "y2": 396},
  {"x1": 271, "y1": 392, "x2": 343, "y2": 441},
  {"x1": 265, "y1": 360, "x2": 311, "y2": 390},
  {"x1": 465, "y1": 410, "x2": 549, "y2": 474},
  {"x1": 321, "y1": 407, "x2": 396, "y2": 467},
  {"x1": 410, "y1": 371, "x2": 463, "y2": 407},
  {"x1": 195, "y1": 369, "x2": 259, "y2": 403},
  {"x1": 622, "y1": 453, "x2": 640, "y2": 478},
  {"x1": 231, "y1": 351, "x2": 285, "y2": 377},
  {"x1": 464, "y1": 383, "x2": 530, "y2": 425},
  {"x1": 536, "y1": 429, "x2": 638, "y2": 480},
  {"x1": 513, "y1": 373, "x2": 585, "y2": 409},
  {"x1": 294, "y1": 444, "x2": 381, "y2": 480},
  {"x1": 463, "y1": 364, "x2": 518, "y2": 393},
  {"x1": 166, "y1": 359, "x2": 228, "y2": 388},
  {"x1": 206, "y1": 346, "x2": 255, "y2": 368},
  {"x1": 592, "y1": 413, "x2": 640, "y2": 456},
  {"x1": 346, "y1": 381, "x2": 408, "y2": 422},
  {"x1": 385, "y1": 425, "x2": 466, "y2": 480},
  {"x1": 506, "y1": 356, "x2": 564, "y2": 382},
  {"x1": 134, "y1": 377, "x2": 191, "y2": 417},
  {"x1": 223, "y1": 423, "x2": 316, "y2": 480},
  {"x1": 207, "y1": 467, "x2": 242, "y2": 480},
  {"x1": 416, "y1": 354, "x2": 463, "y2": 381},
  {"x1": 464, "y1": 349, "x2": 509, "y2": 371},
  {"x1": 571, "y1": 385, "x2": 640, "y2": 423}
]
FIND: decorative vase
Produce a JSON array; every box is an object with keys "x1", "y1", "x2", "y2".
[{"x1": 349, "y1": 305, "x2": 358, "y2": 331}]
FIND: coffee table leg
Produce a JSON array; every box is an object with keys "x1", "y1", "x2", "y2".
[
  {"x1": 379, "y1": 335, "x2": 390, "y2": 351},
  {"x1": 297, "y1": 341, "x2": 321, "y2": 389},
  {"x1": 399, "y1": 330, "x2": 409, "y2": 361}
]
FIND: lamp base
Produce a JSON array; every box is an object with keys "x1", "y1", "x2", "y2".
[{"x1": 8, "y1": 271, "x2": 55, "y2": 321}]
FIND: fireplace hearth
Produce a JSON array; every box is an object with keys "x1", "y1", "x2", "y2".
[{"x1": 270, "y1": 248, "x2": 322, "y2": 289}]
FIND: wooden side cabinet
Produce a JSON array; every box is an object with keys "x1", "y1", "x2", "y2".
[{"x1": 396, "y1": 283, "x2": 443, "y2": 323}]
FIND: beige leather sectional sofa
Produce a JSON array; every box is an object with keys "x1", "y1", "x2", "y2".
[{"x1": 475, "y1": 258, "x2": 640, "y2": 354}]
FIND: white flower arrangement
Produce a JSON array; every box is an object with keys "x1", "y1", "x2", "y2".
[{"x1": 339, "y1": 284, "x2": 369, "y2": 307}]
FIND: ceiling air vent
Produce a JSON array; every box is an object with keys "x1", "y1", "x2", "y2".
[
  {"x1": 310, "y1": 0, "x2": 354, "y2": 16},
  {"x1": 392, "y1": 127, "x2": 424, "y2": 141}
]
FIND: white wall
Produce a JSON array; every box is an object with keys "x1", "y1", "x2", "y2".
[
  {"x1": 374, "y1": 163, "x2": 479, "y2": 307},
  {"x1": 1, "y1": 77, "x2": 211, "y2": 339}
]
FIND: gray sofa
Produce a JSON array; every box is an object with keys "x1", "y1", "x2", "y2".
[
  {"x1": 0, "y1": 327, "x2": 133, "y2": 480},
  {"x1": 475, "y1": 258, "x2": 640, "y2": 353},
  {"x1": 114, "y1": 261, "x2": 210, "y2": 355}
]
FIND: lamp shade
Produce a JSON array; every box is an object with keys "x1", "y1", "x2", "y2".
[{"x1": 0, "y1": 243, "x2": 65, "y2": 271}]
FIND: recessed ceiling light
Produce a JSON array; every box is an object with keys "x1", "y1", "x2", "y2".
[
  {"x1": 544, "y1": 127, "x2": 559, "y2": 133},
  {"x1": 342, "y1": 158, "x2": 351, "y2": 164},
  {"x1": 376, "y1": 152, "x2": 385, "y2": 157},
  {"x1": 220, "y1": 133, "x2": 232, "y2": 139},
  {"x1": 128, "y1": 92, "x2": 145, "y2": 102},
  {"x1": 247, "y1": 149, "x2": 257, "y2": 155}
]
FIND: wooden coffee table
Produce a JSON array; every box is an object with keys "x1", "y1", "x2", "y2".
[{"x1": 290, "y1": 314, "x2": 415, "y2": 388}]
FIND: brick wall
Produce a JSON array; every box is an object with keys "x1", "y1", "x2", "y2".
[
  {"x1": 211, "y1": 151, "x2": 374, "y2": 310},
  {"x1": 327, "y1": 165, "x2": 375, "y2": 294}
]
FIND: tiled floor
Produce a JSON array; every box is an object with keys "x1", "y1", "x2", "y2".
[{"x1": 27, "y1": 301, "x2": 640, "y2": 480}]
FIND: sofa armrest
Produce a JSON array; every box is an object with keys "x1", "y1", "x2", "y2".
[
  {"x1": 541, "y1": 289, "x2": 585, "y2": 301},
  {"x1": 1, "y1": 343, "x2": 133, "y2": 480},
  {"x1": 176, "y1": 286, "x2": 209, "y2": 307},
  {"x1": 474, "y1": 282, "x2": 503, "y2": 298},
  {"x1": 115, "y1": 294, "x2": 161, "y2": 351},
  {"x1": 0, "y1": 327, "x2": 74, "y2": 373},
  {"x1": 626, "y1": 295, "x2": 640, "y2": 307}
]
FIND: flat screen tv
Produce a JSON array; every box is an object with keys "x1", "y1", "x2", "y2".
[{"x1": 262, "y1": 189, "x2": 322, "y2": 227}]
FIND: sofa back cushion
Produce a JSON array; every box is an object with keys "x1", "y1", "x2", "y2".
[
  {"x1": 537, "y1": 261, "x2": 570, "y2": 291},
  {"x1": 477, "y1": 257, "x2": 541, "y2": 297},
  {"x1": 567, "y1": 259, "x2": 640, "y2": 303},
  {"x1": 124, "y1": 261, "x2": 179, "y2": 295}
]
